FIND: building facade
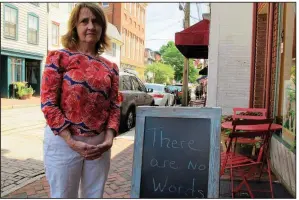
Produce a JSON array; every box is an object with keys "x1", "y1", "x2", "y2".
[
  {"x1": 1, "y1": 3, "x2": 48, "y2": 98},
  {"x1": 48, "y1": 3, "x2": 122, "y2": 67},
  {"x1": 207, "y1": 3, "x2": 296, "y2": 195},
  {"x1": 99, "y1": 2, "x2": 147, "y2": 81},
  {"x1": 207, "y1": 3, "x2": 254, "y2": 114},
  {"x1": 101, "y1": 23, "x2": 123, "y2": 68},
  {"x1": 47, "y1": 3, "x2": 75, "y2": 52}
]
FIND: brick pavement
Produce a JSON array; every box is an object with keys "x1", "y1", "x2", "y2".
[
  {"x1": 3, "y1": 135, "x2": 277, "y2": 198},
  {"x1": 3, "y1": 138, "x2": 134, "y2": 198}
]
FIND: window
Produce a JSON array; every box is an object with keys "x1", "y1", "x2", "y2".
[
  {"x1": 10, "y1": 57, "x2": 22, "y2": 82},
  {"x1": 131, "y1": 34, "x2": 134, "y2": 60},
  {"x1": 112, "y1": 43, "x2": 116, "y2": 57},
  {"x1": 136, "y1": 78, "x2": 146, "y2": 92},
  {"x1": 132, "y1": 35, "x2": 136, "y2": 60},
  {"x1": 141, "y1": 9, "x2": 143, "y2": 23},
  {"x1": 128, "y1": 32, "x2": 131, "y2": 58},
  {"x1": 122, "y1": 29, "x2": 126, "y2": 57},
  {"x1": 129, "y1": 3, "x2": 132, "y2": 13},
  {"x1": 30, "y1": 3, "x2": 39, "y2": 6},
  {"x1": 68, "y1": 3, "x2": 74, "y2": 13},
  {"x1": 51, "y1": 3, "x2": 59, "y2": 8},
  {"x1": 120, "y1": 75, "x2": 132, "y2": 91},
  {"x1": 131, "y1": 77, "x2": 142, "y2": 91},
  {"x1": 52, "y1": 22, "x2": 59, "y2": 46},
  {"x1": 107, "y1": 42, "x2": 116, "y2": 57},
  {"x1": 136, "y1": 38, "x2": 139, "y2": 62},
  {"x1": 28, "y1": 14, "x2": 39, "y2": 44},
  {"x1": 4, "y1": 5, "x2": 18, "y2": 39},
  {"x1": 102, "y1": 3, "x2": 109, "y2": 7}
]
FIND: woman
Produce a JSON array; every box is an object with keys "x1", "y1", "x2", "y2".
[{"x1": 41, "y1": 3, "x2": 120, "y2": 198}]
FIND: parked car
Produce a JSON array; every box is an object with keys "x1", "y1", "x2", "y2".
[
  {"x1": 118, "y1": 71, "x2": 154, "y2": 132},
  {"x1": 166, "y1": 84, "x2": 191, "y2": 105},
  {"x1": 144, "y1": 83, "x2": 175, "y2": 106}
]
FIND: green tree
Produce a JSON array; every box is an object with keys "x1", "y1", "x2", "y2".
[
  {"x1": 145, "y1": 62, "x2": 174, "y2": 84},
  {"x1": 159, "y1": 41, "x2": 198, "y2": 83}
]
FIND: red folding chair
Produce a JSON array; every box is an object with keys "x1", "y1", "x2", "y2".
[
  {"x1": 224, "y1": 108, "x2": 268, "y2": 150},
  {"x1": 220, "y1": 118, "x2": 274, "y2": 198}
]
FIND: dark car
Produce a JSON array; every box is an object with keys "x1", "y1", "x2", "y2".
[
  {"x1": 166, "y1": 84, "x2": 191, "y2": 105},
  {"x1": 118, "y1": 71, "x2": 154, "y2": 132}
]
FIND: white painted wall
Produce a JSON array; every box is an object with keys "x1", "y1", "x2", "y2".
[
  {"x1": 1, "y1": 3, "x2": 47, "y2": 56},
  {"x1": 102, "y1": 43, "x2": 122, "y2": 68},
  {"x1": 48, "y1": 3, "x2": 72, "y2": 51},
  {"x1": 207, "y1": 3, "x2": 253, "y2": 115}
]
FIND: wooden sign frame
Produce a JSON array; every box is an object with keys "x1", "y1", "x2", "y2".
[{"x1": 131, "y1": 106, "x2": 222, "y2": 198}]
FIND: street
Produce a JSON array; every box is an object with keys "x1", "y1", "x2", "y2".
[{"x1": 1, "y1": 106, "x2": 135, "y2": 197}]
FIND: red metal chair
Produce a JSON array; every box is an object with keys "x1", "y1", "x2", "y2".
[
  {"x1": 220, "y1": 118, "x2": 274, "y2": 198},
  {"x1": 224, "y1": 108, "x2": 268, "y2": 150}
]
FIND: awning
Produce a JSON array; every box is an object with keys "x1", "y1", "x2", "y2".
[
  {"x1": 175, "y1": 19, "x2": 210, "y2": 59},
  {"x1": 198, "y1": 66, "x2": 208, "y2": 75}
]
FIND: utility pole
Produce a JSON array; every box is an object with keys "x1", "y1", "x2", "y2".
[{"x1": 182, "y1": 2, "x2": 190, "y2": 106}]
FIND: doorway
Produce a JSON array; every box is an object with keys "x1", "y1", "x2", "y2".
[{"x1": 25, "y1": 59, "x2": 41, "y2": 96}]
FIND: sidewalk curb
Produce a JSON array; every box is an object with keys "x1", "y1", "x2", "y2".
[
  {"x1": 1, "y1": 174, "x2": 45, "y2": 197},
  {"x1": 1, "y1": 104, "x2": 40, "y2": 110}
]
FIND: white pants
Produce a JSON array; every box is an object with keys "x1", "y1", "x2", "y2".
[{"x1": 43, "y1": 126, "x2": 111, "y2": 198}]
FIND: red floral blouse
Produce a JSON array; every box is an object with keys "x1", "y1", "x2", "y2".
[{"x1": 41, "y1": 49, "x2": 120, "y2": 136}]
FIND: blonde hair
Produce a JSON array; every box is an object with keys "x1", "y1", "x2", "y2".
[{"x1": 61, "y1": 3, "x2": 110, "y2": 54}]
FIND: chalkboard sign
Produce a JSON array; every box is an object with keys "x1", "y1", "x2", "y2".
[{"x1": 131, "y1": 107, "x2": 221, "y2": 198}]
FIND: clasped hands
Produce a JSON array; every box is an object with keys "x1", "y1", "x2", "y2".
[{"x1": 61, "y1": 129, "x2": 115, "y2": 160}]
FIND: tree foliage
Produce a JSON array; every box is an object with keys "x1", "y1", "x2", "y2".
[
  {"x1": 145, "y1": 62, "x2": 175, "y2": 84},
  {"x1": 159, "y1": 41, "x2": 199, "y2": 83}
]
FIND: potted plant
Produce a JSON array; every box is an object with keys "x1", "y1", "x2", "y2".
[
  {"x1": 17, "y1": 87, "x2": 29, "y2": 100},
  {"x1": 26, "y1": 86, "x2": 35, "y2": 99}
]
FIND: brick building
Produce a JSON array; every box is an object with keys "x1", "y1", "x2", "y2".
[{"x1": 99, "y1": 2, "x2": 147, "y2": 81}]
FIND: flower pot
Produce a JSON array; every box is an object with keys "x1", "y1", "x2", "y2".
[
  {"x1": 27, "y1": 94, "x2": 32, "y2": 99},
  {"x1": 20, "y1": 95, "x2": 27, "y2": 100}
]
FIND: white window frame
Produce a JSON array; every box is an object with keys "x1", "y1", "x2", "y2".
[
  {"x1": 52, "y1": 22, "x2": 59, "y2": 46},
  {"x1": 4, "y1": 5, "x2": 17, "y2": 39},
  {"x1": 28, "y1": 14, "x2": 38, "y2": 44}
]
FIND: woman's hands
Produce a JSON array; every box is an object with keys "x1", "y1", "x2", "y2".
[
  {"x1": 59, "y1": 129, "x2": 97, "y2": 158},
  {"x1": 84, "y1": 129, "x2": 115, "y2": 160},
  {"x1": 59, "y1": 128, "x2": 115, "y2": 160}
]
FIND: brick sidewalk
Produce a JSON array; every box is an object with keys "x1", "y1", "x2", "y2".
[
  {"x1": 3, "y1": 138, "x2": 134, "y2": 198},
  {"x1": 1, "y1": 97, "x2": 40, "y2": 109},
  {"x1": 3, "y1": 137, "x2": 277, "y2": 198}
]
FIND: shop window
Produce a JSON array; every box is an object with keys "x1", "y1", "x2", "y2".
[{"x1": 10, "y1": 57, "x2": 22, "y2": 82}]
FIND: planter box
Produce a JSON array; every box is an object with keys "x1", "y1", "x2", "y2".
[{"x1": 270, "y1": 135, "x2": 296, "y2": 197}]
